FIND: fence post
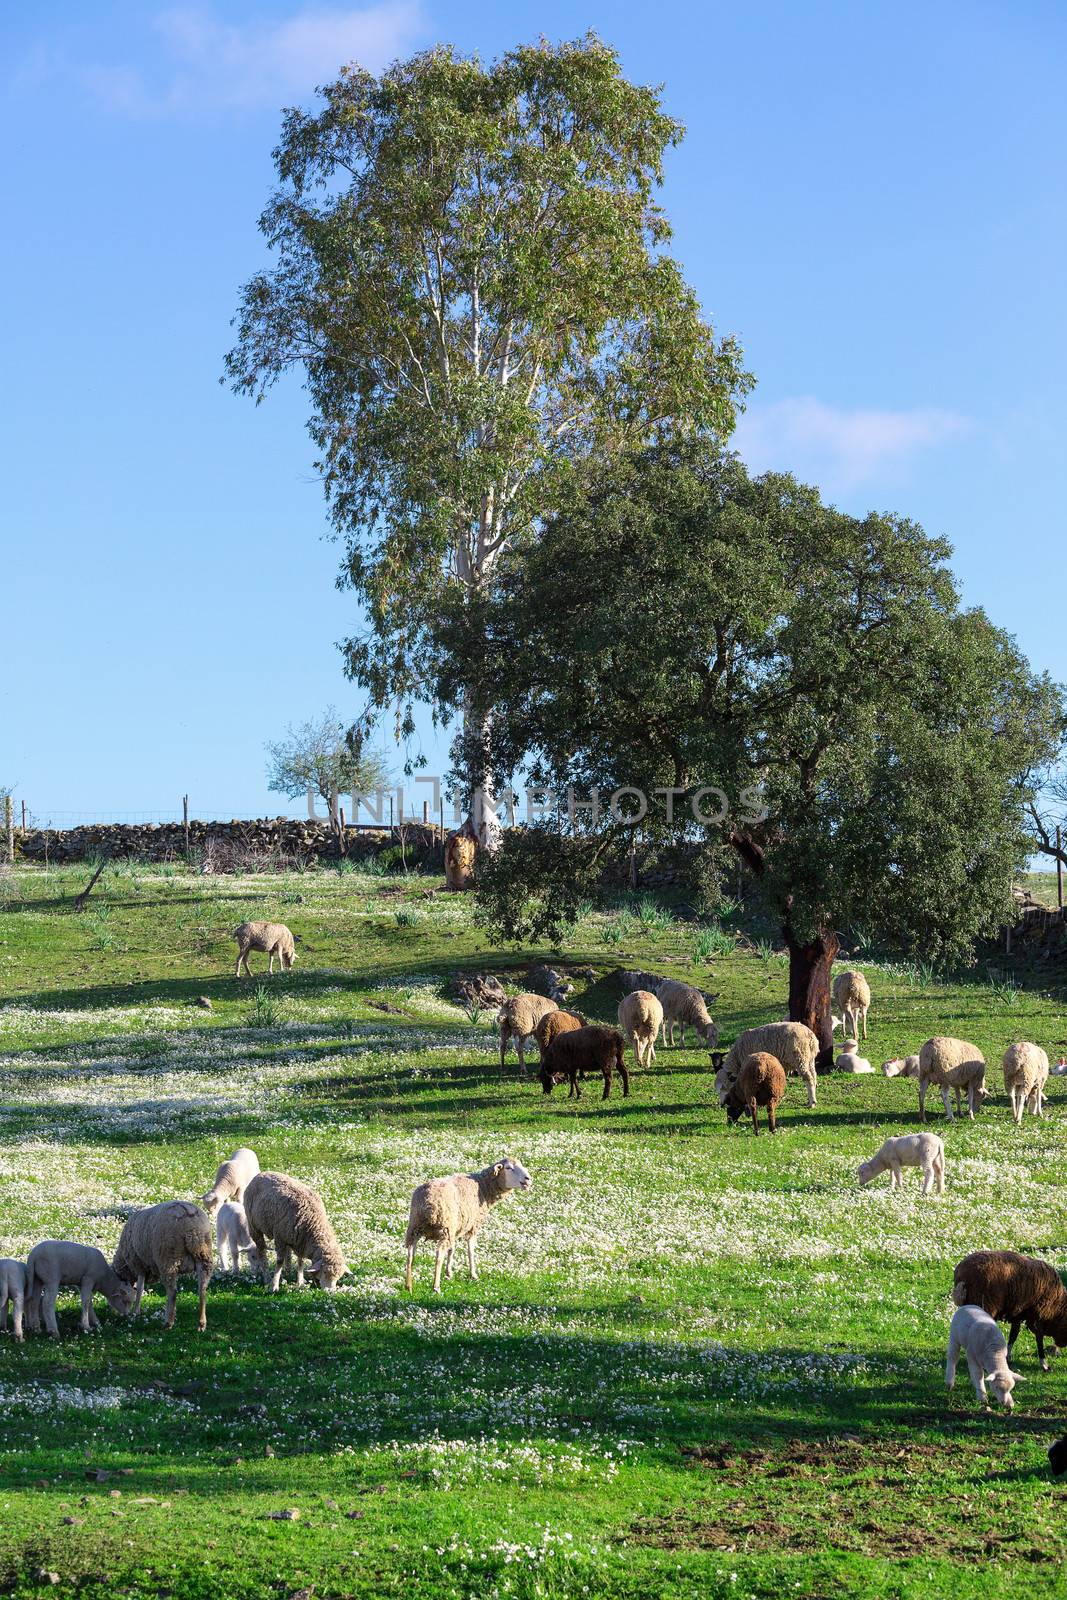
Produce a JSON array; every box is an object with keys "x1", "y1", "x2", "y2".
[
  {"x1": 4, "y1": 796, "x2": 12, "y2": 864},
  {"x1": 183, "y1": 794, "x2": 190, "y2": 858},
  {"x1": 1058, "y1": 825, "x2": 1063, "y2": 911},
  {"x1": 21, "y1": 800, "x2": 26, "y2": 834}
]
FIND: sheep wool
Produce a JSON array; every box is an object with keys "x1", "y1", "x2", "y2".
[
  {"x1": 858, "y1": 1133, "x2": 945, "y2": 1195},
  {"x1": 232, "y1": 921, "x2": 296, "y2": 978},
  {"x1": 201, "y1": 1146, "x2": 260, "y2": 1214},
  {"x1": 533, "y1": 1010, "x2": 585, "y2": 1054},
  {"x1": 917, "y1": 1038, "x2": 987, "y2": 1121},
  {"x1": 244, "y1": 1172, "x2": 347, "y2": 1293},
  {"x1": 1001, "y1": 1042, "x2": 1050, "y2": 1125},
  {"x1": 655, "y1": 979, "x2": 717, "y2": 1048},
  {"x1": 113, "y1": 1200, "x2": 214, "y2": 1331},
  {"x1": 717, "y1": 1022, "x2": 819, "y2": 1109},
  {"x1": 618, "y1": 990, "x2": 664, "y2": 1068},
  {"x1": 539, "y1": 1025, "x2": 629, "y2": 1101},
  {"x1": 405, "y1": 1157, "x2": 532, "y2": 1294},
  {"x1": 946, "y1": 1304, "x2": 1023, "y2": 1411},
  {"x1": 882, "y1": 1055, "x2": 920, "y2": 1079},
  {"x1": 498, "y1": 993, "x2": 559, "y2": 1073},
  {"x1": 831, "y1": 969, "x2": 871, "y2": 1039},
  {"x1": 0, "y1": 1258, "x2": 28, "y2": 1342},
  {"x1": 724, "y1": 1051, "x2": 786, "y2": 1135}
]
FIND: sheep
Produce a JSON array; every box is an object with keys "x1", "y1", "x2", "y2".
[
  {"x1": 946, "y1": 1303, "x2": 1024, "y2": 1411},
  {"x1": 917, "y1": 1037, "x2": 988, "y2": 1121},
  {"x1": 723, "y1": 1051, "x2": 786, "y2": 1134},
  {"x1": 201, "y1": 1146, "x2": 260, "y2": 1215},
  {"x1": 539, "y1": 1024, "x2": 629, "y2": 1100},
  {"x1": 0, "y1": 1258, "x2": 28, "y2": 1341},
  {"x1": 882, "y1": 1054, "x2": 920, "y2": 1079},
  {"x1": 112, "y1": 1201, "x2": 214, "y2": 1331},
  {"x1": 232, "y1": 920, "x2": 295, "y2": 978},
  {"x1": 533, "y1": 1009, "x2": 585, "y2": 1055},
  {"x1": 24, "y1": 1242, "x2": 134, "y2": 1337},
  {"x1": 618, "y1": 990, "x2": 664, "y2": 1069},
  {"x1": 1002, "y1": 1042, "x2": 1050, "y2": 1125},
  {"x1": 404, "y1": 1157, "x2": 532, "y2": 1293},
  {"x1": 832, "y1": 969, "x2": 871, "y2": 1039},
  {"x1": 497, "y1": 993, "x2": 558, "y2": 1074},
  {"x1": 716, "y1": 1022, "x2": 819, "y2": 1109},
  {"x1": 858, "y1": 1133, "x2": 945, "y2": 1195},
  {"x1": 835, "y1": 1040, "x2": 874, "y2": 1073},
  {"x1": 216, "y1": 1201, "x2": 260, "y2": 1272},
  {"x1": 244, "y1": 1172, "x2": 346, "y2": 1293},
  {"x1": 655, "y1": 978, "x2": 718, "y2": 1049},
  {"x1": 952, "y1": 1249, "x2": 1067, "y2": 1371},
  {"x1": 1051, "y1": 1436, "x2": 1067, "y2": 1476}
]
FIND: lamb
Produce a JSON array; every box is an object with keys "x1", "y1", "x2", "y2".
[
  {"x1": 498, "y1": 993, "x2": 558, "y2": 1073},
  {"x1": 0, "y1": 1258, "x2": 28, "y2": 1341},
  {"x1": 946, "y1": 1303, "x2": 1024, "y2": 1411},
  {"x1": 25, "y1": 1242, "x2": 134, "y2": 1337},
  {"x1": 618, "y1": 990, "x2": 664, "y2": 1069},
  {"x1": 723, "y1": 1051, "x2": 786, "y2": 1134},
  {"x1": 201, "y1": 1146, "x2": 260, "y2": 1215},
  {"x1": 1051, "y1": 1436, "x2": 1067, "y2": 1476},
  {"x1": 857, "y1": 1133, "x2": 945, "y2": 1195},
  {"x1": 655, "y1": 978, "x2": 718, "y2": 1049},
  {"x1": 835, "y1": 1040, "x2": 874, "y2": 1073},
  {"x1": 404, "y1": 1157, "x2": 532, "y2": 1294},
  {"x1": 243, "y1": 1172, "x2": 347, "y2": 1292},
  {"x1": 1002, "y1": 1042, "x2": 1050, "y2": 1125},
  {"x1": 232, "y1": 920, "x2": 296, "y2": 978},
  {"x1": 112, "y1": 1201, "x2": 214, "y2": 1331},
  {"x1": 716, "y1": 1022, "x2": 819, "y2": 1109},
  {"x1": 832, "y1": 969, "x2": 871, "y2": 1039},
  {"x1": 539, "y1": 1024, "x2": 629, "y2": 1100},
  {"x1": 882, "y1": 1054, "x2": 920, "y2": 1079},
  {"x1": 533, "y1": 1009, "x2": 585, "y2": 1055},
  {"x1": 952, "y1": 1249, "x2": 1067, "y2": 1371},
  {"x1": 216, "y1": 1200, "x2": 260, "y2": 1272},
  {"x1": 917, "y1": 1038, "x2": 988, "y2": 1121}
]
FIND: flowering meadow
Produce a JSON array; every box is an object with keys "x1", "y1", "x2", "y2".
[{"x1": 0, "y1": 861, "x2": 1065, "y2": 1599}]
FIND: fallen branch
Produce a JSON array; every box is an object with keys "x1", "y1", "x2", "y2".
[{"x1": 73, "y1": 859, "x2": 107, "y2": 912}]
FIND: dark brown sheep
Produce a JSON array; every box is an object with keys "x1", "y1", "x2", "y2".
[
  {"x1": 952, "y1": 1249, "x2": 1067, "y2": 1370},
  {"x1": 724, "y1": 1051, "x2": 787, "y2": 1135},
  {"x1": 539, "y1": 1025, "x2": 629, "y2": 1101},
  {"x1": 533, "y1": 1010, "x2": 585, "y2": 1054}
]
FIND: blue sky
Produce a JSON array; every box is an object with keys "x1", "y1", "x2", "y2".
[{"x1": 3, "y1": 1, "x2": 1065, "y2": 825}]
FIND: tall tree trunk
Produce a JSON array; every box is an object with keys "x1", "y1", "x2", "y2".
[
  {"x1": 783, "y1": 922, "x2": 839, "y2": 1068},
  {"x1": 463, "y1": 697, "x2": 502, "y2": 851}
]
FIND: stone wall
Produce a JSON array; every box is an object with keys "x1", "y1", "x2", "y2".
[{"x1": 15, "y1": 818, "x2": 441, "y2": 867}]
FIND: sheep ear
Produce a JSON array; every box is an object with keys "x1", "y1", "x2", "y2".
[
  {"x1": 492, "y1": 1161, "x2": 504, "y2": 1176},
  {"x1": 1010, "y1": 1371, "x2": 1026, "y2": 1382}
]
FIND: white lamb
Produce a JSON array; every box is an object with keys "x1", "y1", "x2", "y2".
[
  {"x1": 1001, "y1": 1042, "x2": 1049, "y2": 1125},
  {"x1": 946, "y1": 1303, "x2": 1024, "y2": 1411},
  {"x1": 404, "y1": 1157, "x2": 532, "y2": 1294},
  {"x1": 858, "y1": 1133, "x2": 945, "y2": 1195},
  {"x1": 835, "y1": 1040, "x2": 874, "y2": 1073},
  {"x1": 201, "y1": 1147, "x2": 260, "y2": 1215},
  {"x1": 0, "y1": 1258, "x2": 28, "y2": 1341},
  {"x1": 882, "y1": 1054, "x2": 920, "y2": 1079},
  {"x1": 215, "y1": 1201, "x2": 260, "y2": 1271},
  {"x1": 656, "y1": 979, "x2": 717, "y2": 1049}
]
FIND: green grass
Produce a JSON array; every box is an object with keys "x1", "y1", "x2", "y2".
[{"x1": 0, "y1": 861, "x2": 1066, "y2": 1598}]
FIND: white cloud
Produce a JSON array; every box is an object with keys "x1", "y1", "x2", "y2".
[
  {"x1": 75, "y1": 3, "x2": 426, "y2": 116},
  {"x1": 733, "y1": 396, "x2": 972, "y2": 497}
]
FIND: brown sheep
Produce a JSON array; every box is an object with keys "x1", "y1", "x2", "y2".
[
  {"x1": 952, "y1": 1249, "x2": 1067, "y2": 1371},
  {"x1": 539, "y1": 1025, "x2": 629, "y2": 1101},
  {"x1": 723, "y1": 1051, "x2": 787, "y2": 1135},
  {"x1": 533, "y1": 1010, "x2": 585, "y2": 1054}
]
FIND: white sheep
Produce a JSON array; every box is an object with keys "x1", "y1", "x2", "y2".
[
  {"x1": 112, "y1": 1201, "x2": 214, "y2": 1331},
  {"x1": 918, "y1": 1038, "x2": 988, "y2": 1121},
  {"x1": 946, "y1": 1303, "x2": 1024, "y2": 1411},
  {"x1": 201, "y1": 1147, "x2": 260, "y2": 1215},
  {"x1": 617, "y1": 990, "x2": 664, "y2": 1068},
  {"x1": 717, "y1": 1022, "x2": 819, "y2": 1109},
  {"x1": 404, "y1": 1158, "x2": 532, "y2": 1294},
  {"x1": 25, "y1": 1242, "x2": 134, "y2": 1337},
  {"x1": 858, "y1": 1133, "x2": 945, "y2": 1195},
  {"x1": 882, "y1": 1054, "x2": 920, "y2": 1079},
  {"x1": 0, "y1": 1258, "x2": 28, "y2": 1341},
  {"x1": 244, "y1": 1172, "x2": 347, "y2": 1292},
  {"x1": 216, "y1": 1200, "x2": 260, "y2": 1271},
  {"x1": 497, "y1": 994, "x2": 558, "y2": 1074},
  {"x1": 835, "y1": 1040, "x2": 874, "y2": 1073},
  {"x1": 233, "y1": 921, "x2": 296, "y2": 978},
  {"x1": 655, "y1": 979, "x2": 717, "y2": 1049},
  {"x1": 832, "y1": 969, "x2": 871, "y2": 1039},
  {"x1": 1002, "y1": 1042, "x2": 1050, "y2": 1125}
]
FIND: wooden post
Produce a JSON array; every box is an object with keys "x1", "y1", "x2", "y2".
[
  {"x1": 4, "y1": 796, "x2": 12, "y2": 864},
  {"x1": 629, "y1": 831, "x2": 638, "y2": 891},
  {"x1": 389, "y1": 793, "x2": 394, "y2": 832},
  {"x1": 338, "y1": 805, "x2": 347, "y2": 857},
  {"x1": 422, "y1": 799, "x2": 429, "y2": 826},
  {"x1": 1057, "y1": 825, "x2": 1063, "y2": 911},
  {"x1": 183, "y1": 794, "x2": 190, "y2": 857},
  {"x1": 20, "y1": 800, "x2": 26, "y2": 834}
]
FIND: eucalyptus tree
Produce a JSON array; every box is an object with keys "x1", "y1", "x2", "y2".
[
  {"x1": 226, "y1": 35, "x2": 750, "y2": 840},
  {"x1": 446, "y1": 445, "x2": 1062, "y2": 1055}
]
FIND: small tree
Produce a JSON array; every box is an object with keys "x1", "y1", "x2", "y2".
[
  {"x1": 443, "y1": 444, "x2": 1063, "y2": 1058},
  {"x1": 266, "y1": 709, "x2": 392, "y2": 815}
]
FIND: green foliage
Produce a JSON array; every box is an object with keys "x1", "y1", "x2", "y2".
[
  {"x1": 266, "y1": 706, "x2": 392, "y2": 805},
  {"x1": 633, "y1": 894, "x2": 674, "y2": 931},
  {"x1": 693, "y1": 925, "x2": 735, "y2": 960},
  {"x1": 394, "y1": 908, "x2": 419, "y2": 927},
  {"x1": 473, "y1": 826, "x2": 609, "y2": 946},
  {"x1": 246, "y1": 983, "x2": 281, "y2": 1028}
]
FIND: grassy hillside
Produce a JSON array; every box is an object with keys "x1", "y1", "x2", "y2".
[{"x1": 0, "y1": 861, "x2": 1065, "y2": 1600}]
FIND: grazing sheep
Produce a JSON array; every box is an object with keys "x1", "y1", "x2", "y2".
[
  {"x1": 723, "y1": 1051, "x2": 786, "y2": 1134},
  {"x1": 882, "y1": 1054, "x2": 920, "y2": 1079},
  {"x1": 498, "y1": 993, "x2": 558, "y2": 1074},
  {"x1": 716, "y1": 1022, "x2": 819, "y2": 1109},
  {"x1": 112, "y1": 1201, "x2": 213, "y2": 1332},
  {"x1": 832, "y1": 970, "x2": 871, "y2": 1039},
  {"x1": 216, "y1": 1201, "x2": 260, "y2": 1272},
  {"x1": 835, "y1": 1040, "x2": 874, "y2": 1073},
  {"x1": 858, "y1": 1133, "x2": 945, "y2": 1195},
  {"x1": 539, "y1": 1024, "x2": 629, "y2": 1100},
  {"x1": 0, "y1": 1258, "x2": 28, "y2": 1341},
  {"x1": 25, "y1": 1242, "x2": 134, "y2": 1337},
  {"x1": 404, "y1": 1157, "x2": 532, "y2": 1294},
  {"x1": 233, "y1": 921, "x2": 296, "y2": 978},
  {"x1": 946, "y1": 1303, "x2": 1024, "y2": 1411},
  {"x1": 918, "y1": 1038, "x2": 987, "y2": 1121},
  {"x1": 244, "y1": 1172, "x2": 346, "y2": 1293},
  {"x1": 655, "y1": 978, "x2": 718, "y2": 1049},
  {"x1": 1002, "y1": 1042, "x2": 1050, "y2": 1125},
  {"x1": 618, "y1": 990, "x2": 664, "y2": 1068},
  {"x1": 533, "y1": 1009, "x2": 585, "y2": 1055},
  {"x1": 201, "y1": 1147, "x2": 260, "y2": 1215},
  {"x1": 952, "y1": 1249, "x2": 1067, "y2": 1371}
]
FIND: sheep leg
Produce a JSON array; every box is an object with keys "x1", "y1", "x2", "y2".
[
  {"x1": 250, "y1": 1229, "x2": 269, "y2": 1285},
  {"x1": 25, "y1": 1286, "x2": 41, "y2": 1333},
  {"x1": 1006, "y1": 1319, "x2": 1022, "y2": 1362},
  {"x1": 295, "y1": 1256, "x2": 306, "y2": 1288},
  {"x1": 268, "y1": 952, "x2": 275, "y2": 975},
  {"x1": 269, "y1": 1247, "x2": 288, "y2": 1294},
  {"x1": 572, "y1": 1071, "x2": 582, "y2": 1099},
  {"x1": 10, "y1": 1286, "x2": 23, "y2": 1342},
  {"x1": 467, "y1": 1237, "x2": 478, "y2": 1281},
  {"x1": 0, "y1": 1292, "x2": 6, "y2": 1332},
  {"x1": 432, "y1": 1245, "x2": 446, "y2": 1294},
  {"x1": 404, "y1": 1244, "x2": 415, "y2": 1293},
  {"x1": 235, "y1": 951, "x2": 244, "y2": 978},
  {"x1": 920, "y1": 1160, "x2": 933, "y2": 1196},
  {"x1": 861, "y1": 1006, "x2": 868, "y2": 1040},
  {"x1": 602, "y1": 1068, "x2": 611, "y2": 1100},
  {"x1": 889, "y1": 1162, "x2": 901, "y2": 1190},
  {"x1": 78, "y1": 1279, "x2": 97, "y2": 1334},
  {"x1": 936, "y1": 1151, "x2": 945, "y2": 1193},
  {"x1": 1034, "y1": 1327, "x2": 1051, "y2": 1372},
  {"x1": 945, "y1": 1334, "x2": 961, "y2": 1389},
  {"x1": 163, "y1": 1273, "x2": 178, "y2": 1330},
  {"x1": 444, "y1": 1246, "x2": 455, "y2": 1280},
  {"x1": 941, "y1": 1086, "x2": 954, "y2": 1121},
  {"x1": 767, "y1": 1102, "x2": 777, "y2": 1134},
  {"x1": 517, "y1": 1037, "x2": 527, "y2": 1075},
  {"x1": 499, "y1": 1022, "x2": 509, "y2": 1072},
  {"x1": 42, "y1": 1285, "x2": 60, "y2": 1338},
  {"x1": 619, "y1": 1061, "x2": 630, "y2": 1097},
  {"x1": 131, "y1": 1275, "x2": 145, "y2": 1315},
  {"x1": 750, "y1": 1102, "x2": 760, "y2": 1136},
  {"x1": 196, "y1": 1262, "x2": 208, "y2": 1332}
]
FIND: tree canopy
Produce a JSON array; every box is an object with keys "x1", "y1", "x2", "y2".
[{"x1": 265, "y1": 708, "x2": 392, "y2": 808}]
